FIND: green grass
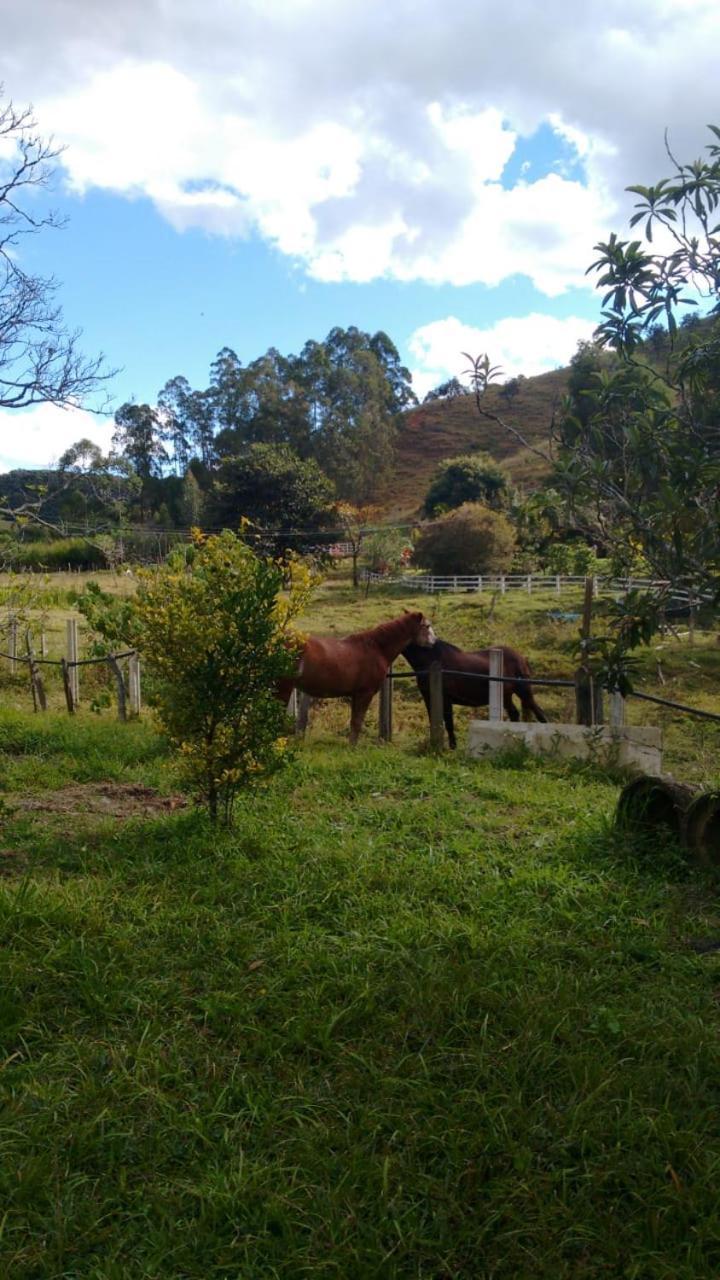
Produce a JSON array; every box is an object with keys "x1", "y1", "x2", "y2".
[{"x1": 2, "y1": 710, "x2": 720, "y2": 1277}]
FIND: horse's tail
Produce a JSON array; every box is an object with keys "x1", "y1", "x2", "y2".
[{"x1": 514, "y1": 651, "x2": 548, "y2": 723}]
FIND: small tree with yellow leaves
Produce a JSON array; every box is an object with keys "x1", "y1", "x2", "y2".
[{"x1": 134, "y1": 530, "x2": 312, "y2": 823}]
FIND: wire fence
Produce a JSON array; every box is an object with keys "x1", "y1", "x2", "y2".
[
  {"x1": 384, "y1": 663, "x2": 720, "y2": 723},
  {"x1": 0, "y1": 616, "x2": 141, "y2": 720}
]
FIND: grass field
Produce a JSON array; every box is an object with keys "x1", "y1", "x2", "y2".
[{"x1": 1, "y1": 567, "x2": 720, "y2": 1277}]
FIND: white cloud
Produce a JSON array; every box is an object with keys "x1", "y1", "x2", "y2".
[
  {"x1": 1, "y1": 0, "x2": 718, "y2": 292},
  {"x1": 0, "y1": 404, "x2": 114, "y2": 472},
  {"x1": 408, "y1": 313, "x2": 597, "y2": 399}
]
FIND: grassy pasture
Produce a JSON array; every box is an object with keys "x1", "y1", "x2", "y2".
[
  {"x1": 1, "y1": 565, "x2": 720, "y2": 1276},
  {"x1": 2, "y1": 566, "x2": 718, "y2": 782}
]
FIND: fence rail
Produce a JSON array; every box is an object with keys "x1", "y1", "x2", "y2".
[{"x1": 363, "y1": 571, "x2": 714, "y2": 604}]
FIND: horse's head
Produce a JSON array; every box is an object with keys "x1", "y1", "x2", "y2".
[{"x1": 404, "y1": 609, "x2": 437, "y2": 647}]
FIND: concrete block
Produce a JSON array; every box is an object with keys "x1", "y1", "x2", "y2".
[{"x1": 467, "y1": 721, "x2": 662, "y2": 773}]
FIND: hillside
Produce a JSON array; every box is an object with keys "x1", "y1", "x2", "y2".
[
  {"x1": 380, "y1": 366, "x2": 566, "y2": 518},
  {"x1": 382, "y1": 314, "x2": 718, "y2": 520}
]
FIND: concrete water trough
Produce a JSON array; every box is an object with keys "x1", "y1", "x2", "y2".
[{"x1": 467, "y1": 721, "x2": 663, "y2": 773}]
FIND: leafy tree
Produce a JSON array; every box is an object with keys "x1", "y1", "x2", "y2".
[
  {"x1": 298, "y1": 326, "x2": 416, "y2": 501},
  {"x1": 335, "y1": 502, "x2": 378, "y2": 587},
  {"x1": 509, "y1": 483, "x2": 566, "y2": 560},
  {"x1": 568, "y1": 125, "x2": 720, "y2": 596},
  {"x1": 55, "y1": 438, "x2": 138, "y2": 527},
  {"x1": 423, "y1": 453, "x2": 508, "y2": 516},
  {"x1": 499, "y1": 375, "x2": 525, "y2": 406},
  {"x1": 422, "y1": 377, "x2": 468, "y2": 403},
  {"x1": 112, "y1": 404, "x2": 167, "y2": 479},
  {"x1": 465, "y1": 127, "x2": 720, "y2": 605},
  {"x1": 112, "y1": 403, "x2": 168, "y2": 520},
  {"x1": 361, "y1": 527, "x2": 412, "y2": 576},
  {"x1": 211, "y1": 443, "x2": 336, "y2": 554},
  {"x1": 158, "y1": 374, "x2": 216, "y2": 469},
  {"x1": 132, "y1": 532, "x2": 312, "y2": 822},
  {"x1": 209, "y1": 346, "x2": 313, "y2": 459},
  {"x1": 545, "y1": 129, "x2": 718, "y2": 596},
  {"x1": 178, "y1": 468, "x2": 204, "y2": 527},
  {"x1": 413, "y1": 503, "x2": 515, "y2": 575}
]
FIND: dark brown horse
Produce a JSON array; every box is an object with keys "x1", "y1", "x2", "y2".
[
  {"x1": 278, "y1": 610, "x2": 434, "y2": 744},
  {"x1": 402, "y1": 637, "x2": 548, "y2": 749}
]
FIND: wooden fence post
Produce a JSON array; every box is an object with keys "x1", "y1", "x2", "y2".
[
  {"x1": 26, "y1": 632, "x2": 47, "y2": 713},
  {"x1": 575, "y1": 668, "x2": 592, "y2": 726},
  {"x1": 40, "y1": 628, "x2": 47, "y2": 658},
  {"x1": 500, "y1": 575, "x2": 506, "y2": 595},
  {"x1": 556, "y1": 574, "x2": 561, "y2": 596},
  {"x1": 575, "y1": 671, "x2": 605, "y2": 726},
  {"x1": 66, "y1": 618, "x2": 79, "y2": 706},
  {"x1": 379, "y1": 670, "x2": 393, "y2": 742},
  {"x1": 527, "y1": 574, "x2": 533, "y2": 594},
  {"x1": 575, "y1": 576, "x2": 599, "y2": 725},
  {"x1": 60, "y1": 657, "x2": 75, "y2": 715},
  {"x1": 9, "y1": 619, "x2": 17, "y2": 676},
  {"x1": 128, "y1": 653, "x2": 142, "y2": 715},
  {"x1": 428, "y1": 661, "x2": 445, "y2": 751},
  {"x1": 106, "y1": 655, "x2": 127, "y2": 721},
  {"x1": 489, "y1": 647, "x2": 504, "y2": 722},
  {"x1": 477, "y1": 576, "x2": 483, "y2": 594}
]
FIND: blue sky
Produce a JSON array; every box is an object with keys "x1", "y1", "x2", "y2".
[{"x1": 1, "y1": 0, "x2": 718, "y2": 469}]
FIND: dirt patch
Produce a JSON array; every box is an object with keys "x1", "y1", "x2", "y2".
[
  {"x1": 11, "y1": 782, "x2": 188, "y2": 820},
  {"x1": 0, "y1": 848, "x2": 29, "y2": 876}
]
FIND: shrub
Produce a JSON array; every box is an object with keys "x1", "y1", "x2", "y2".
[
  {"x1": 361, "y1": 528, "x2": 412, "y2": 575},
  {"x1": 423, "y1": 454, "x2": 508, "y2": 517},
  {"x1": 544, "y1": 543, "x2": 602, "y2": 576},
  {"x1": 413, "y1": 504, "x2": 515, "y2": 575},
  {"x1": 132, "y1": 531, "x2": 313, "y2": 822}
]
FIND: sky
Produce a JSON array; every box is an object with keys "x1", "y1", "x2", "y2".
[{"x1": 0, "y1": 0, "x2": 718, "y2": 470}]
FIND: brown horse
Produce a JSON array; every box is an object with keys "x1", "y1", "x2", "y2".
[
  {"x1": 402, "y1": 636, "x2": 548, "y2": 749},
  {"x1": 278, "y1": 610, "x2": 435, "y2": 744}
]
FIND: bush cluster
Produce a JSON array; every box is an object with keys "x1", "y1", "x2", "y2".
[{"x1": 413, "y1": 503, "x2": 515, "y2": 575}]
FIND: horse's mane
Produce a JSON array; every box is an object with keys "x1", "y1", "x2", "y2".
[{"x1": 346, "y1": 612, "x2": 422, "y2": 647}]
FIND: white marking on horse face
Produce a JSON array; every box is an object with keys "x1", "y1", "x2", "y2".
[
  {"x1": 297, "y1": 656, "x2": 305, "y2": 677},
  {"x1": 416, "y1": 618, "x2": 437, "y2": 647}
]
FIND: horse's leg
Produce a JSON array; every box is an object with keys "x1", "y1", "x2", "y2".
[
  {"x1": 296, "y1": 693, "x2": 313, "y2": 735},
  {"x1": 276, "y1": 677, "x2": 294, "y2": 705},
  {"x1": 349, "y1": 690, "x2": 375, "y2": 745},
  {"x1": 528, "y1": 695, "x2": 548, "y2": 723},
  {"x1": 504, "y1": 688, "x2": 521, "y2": 721},
  {"x1": 520, "y1": 686, "x2": 548, "y2": 723},
  {"x1": 444, "y1": 699, "x2": 457, "y2": 749}
]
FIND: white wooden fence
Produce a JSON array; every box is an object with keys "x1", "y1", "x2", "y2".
[{"x1": 363, "y1": 572, "x2": 709, "y2": 601}]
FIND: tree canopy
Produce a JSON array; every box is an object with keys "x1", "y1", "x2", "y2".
[
  {"x1": 551, "y1": 126, "x2": 720, "y2": 595},
  {"x1": 155, "y1": 326, "x2": 416, "y2": 505},
  {"x1": 413, "y1": 503, "x2": 515, "y2": 576},
  {"x1": 210, "y1": 443, "x2": 337, "y2": 554},
  {"x1": 423, "y1": 453, "x2": 508, "y2": 517}
]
